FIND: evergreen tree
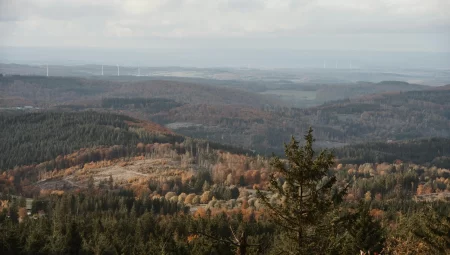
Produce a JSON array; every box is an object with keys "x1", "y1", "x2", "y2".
[
  {"x1": 87, "y1": 175, "x2": 95, "y2": 192},
  {"x1": 257, "y1": 127, "x2": 345, "y2": 254},
  {"x1": 339, "y1": 202, "x2": 385, "y2": 254},
  {"x1": 386, "y1": 205, "x2": 450, "y2": 254}
]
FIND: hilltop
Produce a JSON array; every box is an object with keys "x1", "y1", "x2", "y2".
[
  {"x1": 307, "y1": 84, "x2": 450, "y2": 142},
  {"x1": 0, "y1": 75, "x2": 280, "y2": 108},
  {"x1": 149, "y1": 84, "x2": 449, "y2": 154},
  {"x1": 334, "y1": 137, "x2": 450, "y2": 168},
  {"x1": 315, "y1": 80, "x2": 427, "y2": 102},
  {"x1": 0, "y1": 111, "x2": 182, "y2": 171},
  {"x1": 1, "y1": 75, "x2": 449, "y2": 155}
]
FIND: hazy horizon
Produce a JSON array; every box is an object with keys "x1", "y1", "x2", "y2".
[
  {"x1": 1, "y1": 0, "x2": 449, "y2": 69},
  {"x1": 1, "y1": 46, "x2": 450, "y2": 69}
]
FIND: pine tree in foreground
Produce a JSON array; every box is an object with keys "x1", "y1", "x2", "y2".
[{"x1": 257, "y1": 127, "x2": 346, "y2": 254}]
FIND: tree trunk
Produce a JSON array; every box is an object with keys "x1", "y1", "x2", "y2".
[{"x1": 237, "y1": 232, "x2": 248, "y2": 255}]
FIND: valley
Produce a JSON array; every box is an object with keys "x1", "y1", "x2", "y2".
[
  {"x1": 2, "y1": 74, "x2": 449, "y2": 155},
  {"x1": 2, "y1": 2, "x2": 450, "y2": 253},
  {"x1": 0, "y1": 67, "x2": 449, "y2": 254}
]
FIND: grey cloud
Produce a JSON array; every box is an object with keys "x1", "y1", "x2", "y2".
[
  {"x1": 32, "y1": 2, "x2": 118, "y2": 20},
  {"x1": 219, "y1": 0, "x2": 266, "y2": 12},
  {"x1": 0, "y1": 0, "x2": 448, "y2": 52},
  {"x1": 0, "y1": 0, "x2": 33, "y2": 21},
  {"x1": 0, "y1": 0, "x2": 118, "y2": 21}
]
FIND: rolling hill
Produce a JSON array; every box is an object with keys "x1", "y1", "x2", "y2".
[
  {"x1": 0, "y1": 111, "x2": 182, "y2": 171},
  {"x1": 0, "y1": 75, "x2": 281, "y2": 108},
  {"x1": 151, "y1": 84, "x2": 450, "y2": 154},
  {"x1": 334, "y1": 137, "x2": 450, "y2": 168},
  {"x1": 2, "y1": 75, "x2": 449, "y2": 155}
]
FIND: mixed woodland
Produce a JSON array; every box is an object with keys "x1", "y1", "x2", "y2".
[
  {"x1": 2, "y1": 76, "x2": 449, "y2": 154},
  {"x1": 0, "y1": 75, "x2": 450, "y2": 254}
]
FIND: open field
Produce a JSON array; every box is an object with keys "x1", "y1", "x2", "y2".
[{"x1": 35, "y1": 157, "x2": 195, "y2": 191}]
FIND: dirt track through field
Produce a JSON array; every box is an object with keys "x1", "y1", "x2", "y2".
[{"x1": 36, "y1": 157, "x2": 194, "y2": 190}]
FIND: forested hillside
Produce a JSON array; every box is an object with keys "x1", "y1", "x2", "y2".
[
  {"x1": 101, "y1": 98, "x2": 183, "y2": 113},
  {"x1": 150, "y1": 86, "x2": 450, "y2": 154},
  {"x1": 2, "y1": 1, "x2": 450, "y2": 253},
  {"x1": 315, "y1": 80, "x2": 427, "y2": 102},
  {"x1": 0, "y1": 76, "x2": 280, "y2": 108},
  {"x1": 335, "y1": 138, "x2": 450, "y2": 167},
  {"x1": 0, "y1": 111, "x2": 181, "y2": 171},
  {"x1": 0, "y1": 76, "x2": 112, "y2": 106},
  {"x1": 2, "y1": 75, "x2": 447, "y2": 154},
  {"x1": 1, "y1": 128, "x2": 450, "y2": 254},
  {"x1": 305, "y1": 85, "x2": 450, "y2": 141}
]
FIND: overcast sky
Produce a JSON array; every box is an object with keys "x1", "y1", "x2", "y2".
[{"x1": 0, "y1": 0, "x2": 449, "y2": 52}]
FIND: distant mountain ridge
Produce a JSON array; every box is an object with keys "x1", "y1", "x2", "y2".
[
  {"x1": 0, "y1": 75, "x2": 281, "y2": 108},
  {"x1": 1, "y1": 75, "x2": 449, "y2": 155},
  {"x1": 315, "y1": 80, "x2": 428, "y2": 103}
]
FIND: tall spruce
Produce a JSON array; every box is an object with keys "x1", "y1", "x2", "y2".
[
  {"x1": 257, "y1": 127, "x2": 345, "y2": 254},
  {"x1": 342, "y1": 202, "x2": 385, "y2": 254}
]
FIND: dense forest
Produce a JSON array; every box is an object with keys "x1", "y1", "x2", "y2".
[
  {"x1": 2, "y1": 190, "x2": 448, "y2": 255},
  {"x1": 0, "y1": 112, "x2": 183, "y2": 171},
  {"x1": 0, "y1": 76, "x2": 278, "y2": 108},
  {"x1": 315, "y1": 81, "x2": 427, "y2": 102},
  {"x1": 133, "y1": 86, "x2": 450, "y2": 153},
  {"x1": 1, "y1": 75, "x2": 450, "y2": 254},
  {"x1": 101, "y1": 98, "x2": 183, "y2": 113},
  {"x1": 2, "y1": 75, "x2": 449, "y2": 154},
  {"x1": 334, "y1": 138, "x2": 450, "y2": 167},
  {"x1": 1, "y1": 128, "x2": 450, "y2": 254}
]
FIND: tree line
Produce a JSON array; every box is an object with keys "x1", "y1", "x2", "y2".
[{"x1": 1, "y1": 128, "x2": 449, "y2": 254}]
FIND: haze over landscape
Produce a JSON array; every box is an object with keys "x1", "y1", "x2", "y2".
[
  {"x1": 1, "y1": 0, "x2": 450, "y2": 254},
  {"x1": 1, "y1": 0, "x2": 450, "y2": 67}
]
